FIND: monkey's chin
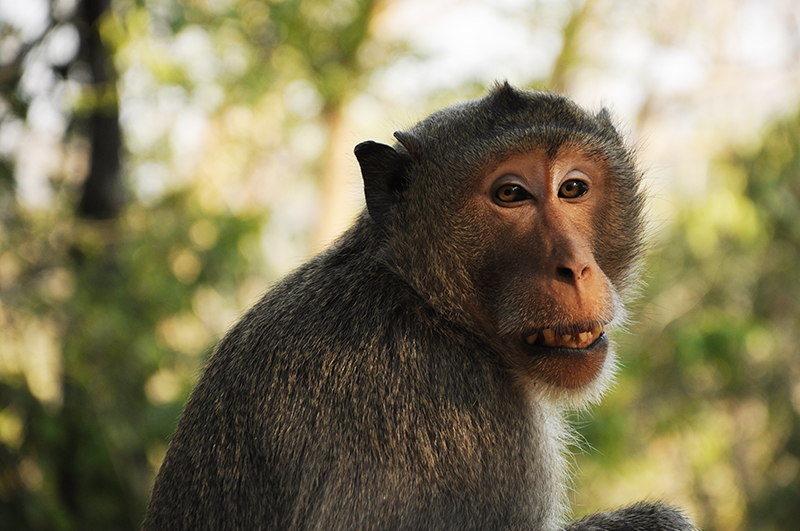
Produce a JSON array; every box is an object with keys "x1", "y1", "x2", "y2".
[{"x1": 521, "y1": 332, "x2": 609, "y2": 390}]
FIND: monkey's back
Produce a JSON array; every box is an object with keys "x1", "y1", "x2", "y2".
[{"x1": 142, "y1": 217, "x2": 562, "y2": 531}]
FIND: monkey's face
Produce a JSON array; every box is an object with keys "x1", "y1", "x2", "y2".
[
  {"x1": 356, "y1": 85, "x2": 645, "y2": 399},
  {"x1": 460, "y1": 146, "x2": 621, "y2": 392}
]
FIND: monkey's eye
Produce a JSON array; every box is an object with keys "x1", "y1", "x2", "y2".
[
  {"x1": 495, "y1": 183, "x2": 531, "y2": 203},
  {"x1": 558, "y1": 179, "x2": 589, "y2": 199}
]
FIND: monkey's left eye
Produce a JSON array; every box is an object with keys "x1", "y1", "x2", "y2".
[
  {"x1": 495, "y1": 183, "x2": 531, "y2": 203},
  {"x1": 558, "y1": 179, "x2": 589, "y2": 199}
]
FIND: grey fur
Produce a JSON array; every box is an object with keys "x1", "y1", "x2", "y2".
[{"x1": 142, "y1": 83, "x2": 695, "y2": 531}]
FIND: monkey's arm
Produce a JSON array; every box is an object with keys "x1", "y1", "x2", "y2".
[{"x1": 563, "y1": 502, "x2": 696, "y2": 531}]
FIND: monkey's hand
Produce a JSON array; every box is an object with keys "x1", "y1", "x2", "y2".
[{"x1": 563, "y1": 501, "x2": 697, "y2": 531}]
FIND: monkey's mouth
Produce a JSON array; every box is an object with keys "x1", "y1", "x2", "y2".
[
  {"x1": 524, "y1": 323, "x2": 604, "y2": 350},
  {"x1": 519, "y1": 323, "x2": 609, "y2": 388}
]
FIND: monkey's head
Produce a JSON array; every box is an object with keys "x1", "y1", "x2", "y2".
[{"x1": 355, "y1": 83, "x2": 646, "y2": 403}]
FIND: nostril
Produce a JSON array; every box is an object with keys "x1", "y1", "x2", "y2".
[{"x1": 556, "y1": 266, "x2": 575, "y2": 280}]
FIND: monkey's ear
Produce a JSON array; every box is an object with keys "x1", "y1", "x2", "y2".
[
  {"x1": 393, "y1": 130, "x2": 423, "y2": 160},
  {"x1": 354, "y1": 140, "x2": 411, "y2": 226}
]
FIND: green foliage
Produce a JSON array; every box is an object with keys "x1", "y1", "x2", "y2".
[{"x1": 0, "y1": 193, "x2": 264, "y2": 530}]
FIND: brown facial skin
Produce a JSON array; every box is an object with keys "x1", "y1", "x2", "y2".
[{"x1": 463, "y1": 147, "x2": 617, "y2": 389}]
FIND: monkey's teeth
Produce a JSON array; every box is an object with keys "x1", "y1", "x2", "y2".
[{"x1": 528, "y1": 325, "x2": 605, "y2": 349}]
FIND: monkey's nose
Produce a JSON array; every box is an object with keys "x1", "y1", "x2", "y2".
[{"x1": 556, "y1": 263, "x2": 591, "y2": 282}]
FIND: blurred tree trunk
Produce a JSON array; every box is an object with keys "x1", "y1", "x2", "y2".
[
  {"x1": 302, "y1": 0, "x2": 385, "y2": 252},
  {"x1": 77, "y1": 0, "x2": 123, "y2": 219},
  {"x1": 548, "y1": 0, "x2": 592, "y2": 93},
  {"x1": 313, "y1": 106, "x2": 360, "y2": 252}
]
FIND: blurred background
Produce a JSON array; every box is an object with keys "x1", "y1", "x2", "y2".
[{"x1": 0, "y1": 0, "x2": 799, "y2": 529}]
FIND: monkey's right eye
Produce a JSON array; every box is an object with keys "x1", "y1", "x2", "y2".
[{"x1": 495, "y1": 184, "x2": 531, "y2": 203}]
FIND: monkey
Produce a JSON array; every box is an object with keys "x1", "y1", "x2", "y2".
[{"x1": 142, "y1": 82, "x2": 696, "y2": 531}]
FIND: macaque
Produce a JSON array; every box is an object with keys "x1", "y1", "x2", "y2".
[{"x1": 143, "y1": 83, "x2": 694, "y2": 531}]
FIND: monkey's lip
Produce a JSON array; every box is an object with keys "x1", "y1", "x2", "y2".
[{"x1": 523, "y1": 323, "x2": 605, "y2": 350}]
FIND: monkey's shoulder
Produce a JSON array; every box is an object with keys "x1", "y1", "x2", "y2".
[
  {"x1": 245, "y1": 252, "x2": 411, "y2": 344},
  {"x1": 199, "y1": 238, "x2": 422, "y2": 382}
]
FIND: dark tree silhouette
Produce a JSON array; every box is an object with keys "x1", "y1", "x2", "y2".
[{"x1": 76, "y1": 0, "x2": 123, "y2": 219}]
